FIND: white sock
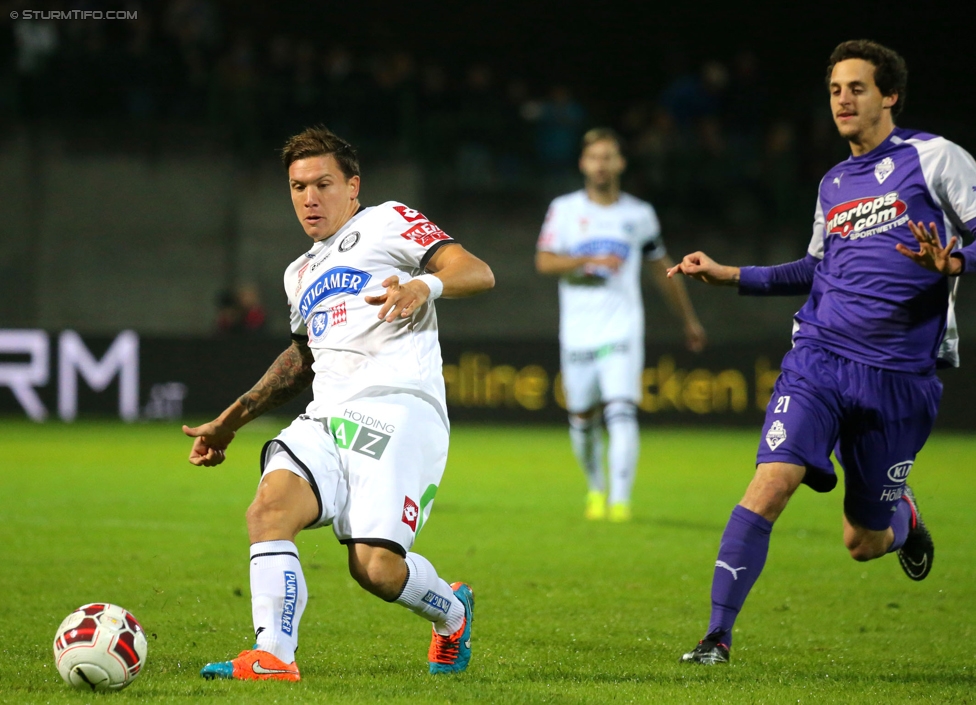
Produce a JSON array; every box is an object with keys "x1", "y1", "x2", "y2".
[
  {"x1": 605, "y1": 401, "x2": 639, "y2": 505},
  {"x1": 249, "y1": 540, "x2": 306, "y2": 664},
  {"x1": 394, "y1": 552, "x2": 464, "y2": 636},
  {"x1": 569, "y1": 414, "x2": 605, "y2": 492}
]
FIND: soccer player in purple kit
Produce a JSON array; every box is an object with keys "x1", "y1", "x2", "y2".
[{"x1": 668, "y1": 39, "x2": 976, "y2": 664}]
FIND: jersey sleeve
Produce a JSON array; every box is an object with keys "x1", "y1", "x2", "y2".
[
  {"x1": 640, "y1": 203, "x2": 666, "y2": 261},
  {"x1": 384, "y1": 203, "x2": 457, "y2": 272},
  {"x1": 284, "y1": 270, "x2": 307, "y2": 336},
  {"x1": 806, "y1": 184, "x2": 827, "y2": 260},
  {"x1": 738, "y1": 254, "x2": 818, "y2": 296},
  {"x1": 912, "y1": 138, "x2": 976, "y2": 274},
  {"x1": 933, "y1": 141, "x2": 976, "y2": 226},
  {"x1": 932, "y1": 142, "x2": 976, "y2": 274},
  {"x1": 536, "y1": 200, "x2": 563, "y2": 253}
]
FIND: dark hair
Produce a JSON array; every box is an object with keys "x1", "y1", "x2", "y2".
[
  {"x1": 581, "y1": 127, "x2": 624, "y2": 155},
  {"x1": 281, "y1": 125, "x2": 361, "y2": 178},
  {"x1": 826, "y1": 40, "x2": 908, "y2": 117}
]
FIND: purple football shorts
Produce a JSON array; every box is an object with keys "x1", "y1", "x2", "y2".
[{"x1": 756, "y1": 343, "x2": 942, "y2": 531}]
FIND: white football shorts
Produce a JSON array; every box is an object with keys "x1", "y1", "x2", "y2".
[
  {"x1": 560, "y1": 338, "x2": 643, "y2": 413},
  {"x1": 260, "y1": 392, "x2": 450, "y2": 554}
]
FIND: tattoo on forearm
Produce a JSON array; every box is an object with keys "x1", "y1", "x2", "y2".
[{"x1": 238, "y1": 342, "x2": 315, "y2": 418}]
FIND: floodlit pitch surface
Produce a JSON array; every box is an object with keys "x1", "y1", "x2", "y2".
[{"x1": 2, "y1": 419, "x2": 974, "y2": 703}]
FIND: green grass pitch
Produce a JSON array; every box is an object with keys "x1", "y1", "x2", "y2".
[{"x1": 2, "y1": 419, "x2": 974, "y2": 703}]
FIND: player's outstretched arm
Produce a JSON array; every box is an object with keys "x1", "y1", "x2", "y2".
[
  {"x1": 423, "y1": 243, "x2": 495, "y2": 297},
  {"x1": 182, "y1": 338, "x2": 315, "y2": 466},
  {"x1": 648, "y1": 257, "x2": 707, "y2": 352},
  {"x1": 366, "y1": 244, "x2": 494, "y2": 322},
  {"x1": 896, "y1": 220, "x2": 963, "y2": 276},
  {"x1": 535, "y1": 251, "x2": 623, "y2": 277},
  {"x1": 666, "y1": 251, "x2": 740, "y2": 286}
]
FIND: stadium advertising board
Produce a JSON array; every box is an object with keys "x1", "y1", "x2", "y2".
[{"x1": 0, "y1": 330, "x2": 970, "y2": 428}]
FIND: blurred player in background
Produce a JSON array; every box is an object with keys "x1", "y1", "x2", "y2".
[
  {"x1": 184, "y1": 126, "x2": 494, "y2": 680},
  {"x1": 670, "y1": 40, "x2": 976, "y2": 664},
  {"x1": 536, "y1": 128, "x2": 706, "y2": 522}
]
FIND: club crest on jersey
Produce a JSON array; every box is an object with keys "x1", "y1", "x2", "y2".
[
  {"x1": 308, "y1": 311, "x2": 330, "y2": 341},
  {"x1": 874, "y1": 157, "x2": 895, "y2": 184},
  {"x1": 299, "y1": 266, "x2": 371, "y2": 320},
  {"x1": 825, "y1": 191, "x2": 908, "y2": 240},
  {"x1": 308, "y1": 302, "x2": 348, "y2": 342},
  {"x1": 765, "y1": 420, "x2": 787, "y2": 451},
  {"x1": 338, "y1": 231, "x2": 360, "y2": 252}
]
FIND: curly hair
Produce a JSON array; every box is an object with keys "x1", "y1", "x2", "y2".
[{"x1": 826, "y1": 40, "x2": 908, "y2": 117}]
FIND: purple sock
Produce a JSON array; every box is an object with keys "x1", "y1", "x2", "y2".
[
  {"x1": 706, "y1": 505, "x2": 773, "y2": 648},
  {"x1": 887, "y1": 495, "x2": 913, "y2": 552}
]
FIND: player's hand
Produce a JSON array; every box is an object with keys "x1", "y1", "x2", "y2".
[
  {"x1": 896, "y1": 221, "x2": 962, "y2": 276},
  {"x1": 182, "y1": 422, "x2": 235, "y2": 467},
  {"x1": 684, "y1": 320, "x2": 707, "y2": 353},
  {"x1": 365, "y1": 276, "x2": 430, "y2": 322},
  {"x1": 667, "y1": 252, "x2": 739, "y2": 286}
]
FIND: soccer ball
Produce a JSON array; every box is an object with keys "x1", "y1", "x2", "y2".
[{"x1": 53, "y1": 603, "x2": 148, "y2": 691}]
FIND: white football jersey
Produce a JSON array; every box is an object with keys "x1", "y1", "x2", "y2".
[
  {"x1": 283, "y1": 202, "x2": 456, "y2": 424},
  {"x1": 537, "y1": 190, "x2": 665, "y2": 349}
]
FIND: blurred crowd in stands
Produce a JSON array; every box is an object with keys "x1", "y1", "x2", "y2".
[
  {"x1": 3, "y1": 0, "x2": 860, "y2": 247},
  {"x1": 215, "y1": 284, "x2": 267, "y2": 338}
]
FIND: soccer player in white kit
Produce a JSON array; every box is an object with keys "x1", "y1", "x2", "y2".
[
  {"x1": 183, "y1": 126, "x2": 494, "y2": 680},
  {"x1": 536, "y1": 128, "x2": 706, "y2": 522}
]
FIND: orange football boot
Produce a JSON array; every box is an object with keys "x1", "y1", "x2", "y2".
[{"x1": 200, "y1": 649, "x2": 301, "y2": 681}]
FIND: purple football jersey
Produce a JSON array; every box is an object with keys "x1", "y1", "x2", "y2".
[{"x1": 742, "y1": 127, "x2": 976, "y2": 374}]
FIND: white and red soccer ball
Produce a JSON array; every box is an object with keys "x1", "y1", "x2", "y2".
[{"x1": 53, "y1": 603, "x2": 148, "y2": 691}]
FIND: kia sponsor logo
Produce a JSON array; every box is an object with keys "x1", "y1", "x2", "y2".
[
  {"x1": 826, "y1": 191, "x2": 907, "y2": 238},
  {"x1": 886, "y1": 460, "x2": 913, "y2": 483},
  {"x1": 400, "y1": 221, "x2": 451, "y2": 248}
]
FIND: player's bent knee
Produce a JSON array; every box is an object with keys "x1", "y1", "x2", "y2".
[
  {"x1": 246, "y1": 470, "x2": 317, "y2": 540},
  {"x1": 349, "y1": 562, "x2": 392, "y2": 594},
  {"x1": 347, "y1": 544, "x2": 406, "y2": 600},
  {"x1": 844, "y1": 530, "x2": 890, "y2": 563},
  {"x1": 847, "y1": 543, "x2": 883, "y2": 562},
  {"x1": 740, "y1": 463, "x2": 805, "y2": 522}
]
